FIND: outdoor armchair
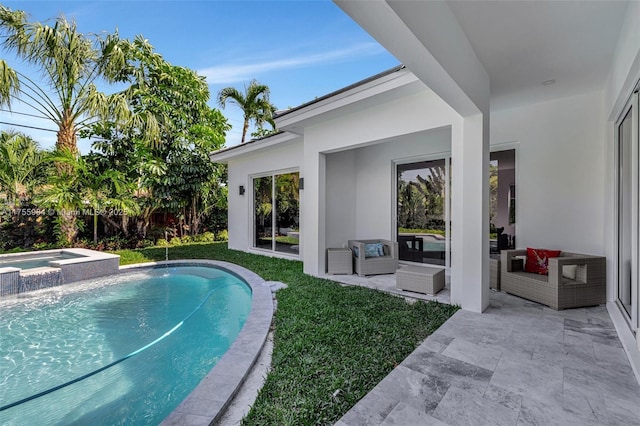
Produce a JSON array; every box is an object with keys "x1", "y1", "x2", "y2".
[{"x1": 348, "y1": 239, "x2": 399, "y2": 276}]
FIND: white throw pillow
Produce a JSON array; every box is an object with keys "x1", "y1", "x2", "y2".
[{"x1": 563, "y1": 265, "x2": 577, "y2": 280}]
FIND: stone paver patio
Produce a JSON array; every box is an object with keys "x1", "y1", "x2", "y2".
[{"x1": 323, "y1": 273, "x2": 640, "y2": 426}]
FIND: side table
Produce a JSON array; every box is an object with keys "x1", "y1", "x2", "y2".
[
  {"x1": 327, "y1": 248, "x2": 353, "y2": 275},
  {"x1": 490, "y1": 255, "x2": 501, "y2": 291}
]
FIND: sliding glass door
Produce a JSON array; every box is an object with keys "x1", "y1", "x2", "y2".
[
  {"x1": 489, "y1": 149, "x2": 516, "y2": 254},
  {"x1": 254, "y1": 176, "x2": 274, "y2": 250},
  {"x1": 253, "y1": 171, "x2": 300, "y2": 256},
  {"x1": 396, "y1": 159, "x2": 449, "y2": 266},
  {"x1": 617, "y1": 89, "x2": 639, "y2": 330}
]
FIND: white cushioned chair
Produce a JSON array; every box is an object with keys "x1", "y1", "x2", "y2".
[{"x1": 348, "y1": 239, "x2": 399, "y2": 276}]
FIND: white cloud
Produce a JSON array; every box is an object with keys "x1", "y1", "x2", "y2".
[{"x1": 198, "y1": 43, "x2": 385, "y2": 85}]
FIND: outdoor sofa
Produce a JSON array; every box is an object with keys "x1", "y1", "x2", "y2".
[
  {"x1": 500, "y1": 249, "x2": 606, "y2": 310},
  {"x1": 348, "y1": 239, "x2": 399, "y2": 276}
]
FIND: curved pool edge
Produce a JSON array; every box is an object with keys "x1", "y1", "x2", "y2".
[{"x1": 119, "y1": 260, "x2": 274, "y2": 425}]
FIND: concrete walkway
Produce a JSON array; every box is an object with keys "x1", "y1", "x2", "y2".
[{"x1": 325, "y1": 274, "x2": 640, "y2": 426}]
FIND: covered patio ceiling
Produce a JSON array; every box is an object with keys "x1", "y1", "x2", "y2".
[{"x1": 336, "y1": 0, "x2": 629, "y2": 112}]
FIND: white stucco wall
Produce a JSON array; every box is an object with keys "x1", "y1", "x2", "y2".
[
  {"x1": 604, "y1": 0, "x2": 640, "y2": 121},
  {"x1": 225, "y1": 140, "x2": 303, "y2": 253},
  {"x1": 325, "y1": 151, "x2": 357, "y2": 250},
  {"x1": 353, "y1": 129, "x2": 451, "y2": 240},
  {"x1": 490, "y1": 91, "x2": 606, "y2": 255},
  {"x1": 303, "y1": 87, "x2": 458, "y2": 154}
]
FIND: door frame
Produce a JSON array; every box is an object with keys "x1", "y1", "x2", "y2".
[
  {"x1": 250, "y1": 167, "x2": 300, "y2": 258},
  {"x1": 615, "y1": 86, "x2": 639, "y2": 333}
]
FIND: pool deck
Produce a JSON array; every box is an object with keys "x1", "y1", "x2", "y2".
[{"x1": 324, "y1": 273, "x2": 640, "y2": 426}]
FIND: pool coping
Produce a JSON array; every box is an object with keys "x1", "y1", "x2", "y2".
[{"x1": 119, "y1": 260, "x2": 274, "y2": 426}]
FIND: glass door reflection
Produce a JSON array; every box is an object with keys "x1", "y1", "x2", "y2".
[{"x1": 397, "y1": 160, "x2": 447, "y2": 266}]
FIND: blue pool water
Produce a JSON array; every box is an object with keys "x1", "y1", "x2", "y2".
[
  {"x1": 422, "y1": 241, "x2": 445, "y2": 251},
  {"x1": 0, "y1": 265, "x2": 252, "y2": 425}
]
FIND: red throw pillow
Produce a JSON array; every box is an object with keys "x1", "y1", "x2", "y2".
[{"x1": 525, "y1": 248, "x2": 561, "y2": 275}]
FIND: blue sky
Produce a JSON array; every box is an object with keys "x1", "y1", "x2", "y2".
[{"x1": 0, "y1": 1, "x2": 399, "y2": 152}]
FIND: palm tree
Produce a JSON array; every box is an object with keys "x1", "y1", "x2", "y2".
[
  {"x1": 0, "y1": 130, "x2": 48, "y2": 208},
  {"x1": 0, "y1": 6, "x2": 143, "y2": 242},
  {"x1": 217, "y1": 79, "x2": 276, "y2": 144},
  {"x1": 0, "y1": 6, "x2": 132, "y2": 154}
]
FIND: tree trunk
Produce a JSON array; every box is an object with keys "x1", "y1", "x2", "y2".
[
  {"x1": 191, "y1": 198, "x2": 198, "y2": 235},
  {"x1": 93, "y1": 210, "x2": 98, "y2": 245},
  {"x1": 56, "y1": 112, "x2": 79, "y2": 245},
  {"x1": 121, "y1": 214, "x2": 129, "y2": 237},
  {"x1": 58, "y1": 212, "x2": 77, "y2": 246},
  {"x1": 56, "y1": 112, "x2": 78, "y2": 158},
  {"x1": 103, "y1": 214, "x2": 122, "y2": 235},
  {"x1": 241, "y1": 118, "x2": 249, "y2": 144}
]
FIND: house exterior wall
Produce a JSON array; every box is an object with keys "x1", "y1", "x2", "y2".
[
  {"x1": 603, "y1": 1, "x2": 640, "y2": 361},
  {"x1": 226, "y1": 140, "x2": 303, "y2": 253},
  {"x1": 490, "y1": 91, "x2": 606, "y2": 256},
  {"x1": 303, "y1": 88, "x2": 457, "y2": 153},
  {"x1": 353, "y1": 129, "x2": 451, "y2": 240},
  {"x1": 325, "y1": 151, "x2": 357, "y2": 251},
  {"x1": 301, "y1": 87, "x2": 459, "y2": 276},
  {"x1": 324, "y1": 128, "x2": 452, "y2": 254}
]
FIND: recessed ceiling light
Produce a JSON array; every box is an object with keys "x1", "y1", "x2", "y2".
[{"x1": 542, "y1": 79, "x2": 556, "y2": 86}]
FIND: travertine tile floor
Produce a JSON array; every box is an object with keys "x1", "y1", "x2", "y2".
[{"x1": 322, "y1": 273, "x2": 640, "y2": 426}]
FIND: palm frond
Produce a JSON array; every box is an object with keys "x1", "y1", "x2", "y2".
[
  {"x1": 217, "y1": 86, "x2": 244, "y2": 108},
  {"x1": 0, "y1": 60, "x2": 20, "y2": 107}
]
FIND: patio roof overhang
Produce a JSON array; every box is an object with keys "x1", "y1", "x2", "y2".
[
  {"x1": 274, "y1": 66, "x2": 424, "y2": 133},
  {"x1": 335, "y1": 0, "x2": 628, "y2": 113},
  {"x1": 335, "y1": 0, "x2": 489, "y2": 117},
  {"x1": 209, "y1": 131, "x2": 300, "y2": 163}
]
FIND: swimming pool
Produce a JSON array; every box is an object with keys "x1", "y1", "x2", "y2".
[{"x1": 0, "y1": 264, "x2": 255, "y2": 425}]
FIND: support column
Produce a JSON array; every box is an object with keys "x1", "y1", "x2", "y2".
[
  {"x1": 451, "y1": 114, "x2": 490, "y2": 312},
  {"x1": 302, "y1": 150, "x2": 326, "y2": 276}
]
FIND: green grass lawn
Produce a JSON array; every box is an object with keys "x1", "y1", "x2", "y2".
[{"x1": 112, "y1": 242, "x2": 459, "y2": 425}]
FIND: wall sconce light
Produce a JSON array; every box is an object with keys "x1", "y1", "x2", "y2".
[
  {"x1": 299, "y1": 178, "x2": 304, "y2": 190},
  {"x1": 239, "y1": 185, "x2": 245, "y2": 195}
]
